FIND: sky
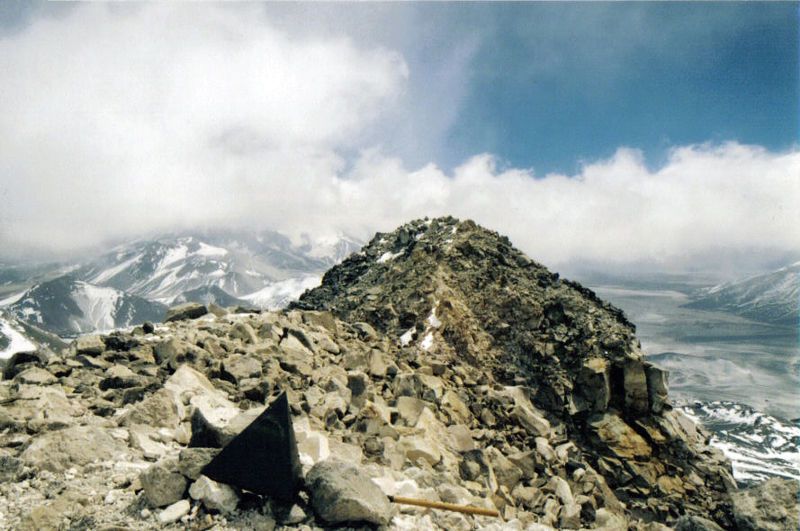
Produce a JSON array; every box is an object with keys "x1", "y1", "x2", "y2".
[{"x1": 0, "y1": 2, "x2": 798, "y2": 272}]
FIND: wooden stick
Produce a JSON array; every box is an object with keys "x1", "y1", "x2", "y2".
[{"x1": 388, "y1": 495, "x2": 500, "y2": 518}]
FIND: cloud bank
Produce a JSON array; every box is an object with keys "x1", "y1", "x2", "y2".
[{"x1": 0, "y1": 4, "x2": 797, "y2": 270}]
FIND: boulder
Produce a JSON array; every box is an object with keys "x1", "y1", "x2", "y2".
[
  {"x1": 306, "y1": 459, "x2": 392, "y2": 526},
  {"x1": 189, "y1": 474, "x2": 239, "y2": 513},
  {"x1": 140, "y1": 459, "x2": 188, "y2": 507},
  {"x1": 674, "y1": 515, "x2": 725, "y2": 531},
  {"x1": 574, "y1": 358, "x2": 610, "y2": 413},
  {"x1": 178, "y1": 447, "x2": 220, "y2": 480},
  {"x1": 73, "y1": 335, "x2": 105, "y2": 355},
  {"x1": 120, "y1": 388, "x2": 181, "y2": 429},
  {"x1": 645, "y1": 363, "x2": 669, "y2": 413},
  {"x1": 164, "y1": 302, "x2": 208, "y2": 323},
  {"x1": 20, "y1": 425, "x2": 127, "y2": 472},
  {"x1": 14, "y1": 367, "x2": 57, "y2": 386},
  {"x1": 588, "y1": 412, "x2": 651, "y2": 459},
  {"x1": 623, "y1": 360, "x2": 649, "y2": 415}
]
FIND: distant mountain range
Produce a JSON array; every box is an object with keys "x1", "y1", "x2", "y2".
[
  {"x1": 685, "y1": 262, "x2": 799, "y2": 326},
  {"x1": 0, "y1": 229, "x2": 360, "y2": 338}
]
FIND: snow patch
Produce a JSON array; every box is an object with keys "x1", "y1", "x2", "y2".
[
  {"x1": 0, "y1": 291, "x2": 25, "y2": 307},
  {"x1": 72, "y1": 282, "x2": 121, "y2": 332},
  {"x1": 420, "y1": 332, "x2": 434, "y2": 351},
  {"x1": 242, "y1": 276, "x2": 321, "y2": 310},
  {"x1": 377, "y1": 250, "x2": 403, "y2": 263},
  {"x1": 0, "y1": 317, "x2": 36, "y2": 360},
  {"x1": 400, "y1": 328, "x2": 415, "y2": 347},
  {"x1": 196, "y1": 242, "x2": 229, "y2": 257}
]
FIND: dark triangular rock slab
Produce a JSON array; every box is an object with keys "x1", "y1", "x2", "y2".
[{"x1": 201, "y1": 392, "x2": 302, "y2": 502}]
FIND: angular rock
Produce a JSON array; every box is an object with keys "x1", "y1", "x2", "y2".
[
  {"x1": 674, "y1": 515, "x2": 725, "y2": 531},
  {"x1": 202, "y1": 392, "x2": 302, "y2": 503},
  {"x1": 157, "y1": 499, "x2": 190, "y2": 525},
  {"x1": 140, "y1": 459, "x2": 188, "y2": 507},
  {"x1": 165, "y1": 302, "x2": 208, "y2": 322},
  {"x1": 120, "y1": 388, "x2": 181, "y2": 430},
  {"x1": 645, "y1": 363, "x2": 669, "y2": 414},
  {"x1": 623, "y1": 359, "x2": 649, "y2": 415},
  {"x1": 189, "y1": 474, "x2": 239, "y2": 513},
  {"x1": 588, "y1": 412, "x2": 651, "y2": 458},
  {"x1": 178, "y1": 447, "x2": 221, "y2": 480},
  {"x1": 14, "y1": 367, "x2": 57, "y2": 386},
  {"x1": 574, "y1": 358, "x2": 610, "y2": 413},
  {"x1": 74, "y1": 335, "x2": 105, "y2": 356},
  {"x1": 20, "y1": 425, "x2": 127, "y2": 472},
  {"x1": 306, "y1": 459, "x2": 392, "y2": 525}
]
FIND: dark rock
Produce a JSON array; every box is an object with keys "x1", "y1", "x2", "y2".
[
  {"x1": 2, "y1": 351, "x2": 48, "y2": 380},
  {"x1": 202, "y1": 392, "x2": 302, "y2": 503},
  {"x1": 178, "y1": 447, "x2": 220, "y2": 480},
  {"x1": 164, "y1": 302, "x2": 208, "y2": 323},
  {"x1": 674, "y1": 515, "x2": 725, "y2": 531}
]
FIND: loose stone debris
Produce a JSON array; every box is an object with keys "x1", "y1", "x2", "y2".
[{"x1": 0, "y1": 216, "x2": 796, "y2": 530}]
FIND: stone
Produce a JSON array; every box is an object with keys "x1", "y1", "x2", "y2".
[
  {"x1": 189, "y1": 394, "x2": 243, "y2": 448},
  {"x1": 396, "y1": 396, "x2": 426, "y2": 426},
  {"x1": 189, "y1": 474, "x2": 239, "y2": 513},
  {"x1": 623, "y1": 360, "x2": 649, "y2": 415},
  {"x1": 140, "y1": 459, "x2": 188, "y2": 507},
  {"x1": 674, "y1": 515, "x2": 725, "y2": 531},
  {"x1": 645, "y1": 363, "x2": 669, "y2": 413},
  {"x1": 178, "y1": 447, "x2": 220, "y2": 480},
  {"x1": 157, "y1": 499, "x2": 190, "y2": 524},
  {"x1": 120, "y1": 388, "x2": 181, "y2": 429},
  {"x1": 306, "y1": 459, "x2": 392, "y2": 525},
  {"x1": 2, "y1": 350, "x2": 48, "y2": 380},
  {"x1": 512, "y1": 403, "x2": 551, "y2": 437},
  {"x1": 441, "y1": 390, "x2": 471, "y2": 424},
  {"x1": 574, "y1": 358, "x2": 610, "y2": 413},
  {"x1": 0, "y1": 455, "x2": 23, "y2": 482},
  {"x1": 486, "y1": 447, "x2": 523, "y2": 489},
  {"x1": 397, "y1": 435, "x2": 441, "y2": 465},
  {"x1": 559, "y1": 502, "x2": 581, "y2": 529},
  {"x1": 731, "y1": 478, "x2": 799, "y2": 531},
  {"x1": 588, "y1": 412, "x2": 651, "y2": 458},
  {"x1": 14, "y1": 367, "x2": 57, "y2": 385},
  {"x1": 230, "y1": 321, "x2": 258, "y2": 344},
  {"x1": 20, "y1": 425, "x2": 127, "y2": 472},
  {"x1": 222, "y1": 354, "x2": 263, "y2": 383},
  {"x1": 74, "y1": 335, "x2": 105, "y2": 355},
  {"x1": 164, "y1": 302, "x2": 208, "y2": 322},
  {"x1": 202, "y1": 392, "x2": 302, "y2": 503}
]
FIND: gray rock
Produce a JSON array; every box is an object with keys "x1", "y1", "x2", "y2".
[
  {"x1": 157, "y1": 499, "x2": 190, "y2": 524},
  {"x1": 14, "y1": 367, "x2": 57, "y2": 386},
  {"x1": 20, "y1": 425, "x2": 127, "y2": 472},
  {"x1": 623, "y1": 360, "x2": 649, "y2": 415},
  {"x1": 178, "y1": 447, "x2": 220, "y2": 480},
  {"x1": 140, "y1": 459, "x2": 188, "y2": 507},
  {"x1": 222, "y1": 354, "x2": 263, "y2": 383},
  {"x1": 645, "y1": 363, "x2": 669, "y2": 413},
  {"x1": 574, "y1": 358, "x2": 610, "y2": 413},
  {"x1": 731, "y1": 478, "x2": 799, "y2": 531},
  {"x1": 164, "y1": 302, "x2": 208, "y2": 323},
  {"x1": 674, "y1": 515, "x2": 725, "y2": 531},
  {"x1": 120, "y1": 388, "x2": 181, "y2": 429},
  {"x1": 73, "y1": 335, "x2": 105, "y2": 355},
  {"x1": 306, "y1": 459, "x2": 392, "y2": 525},
  {"x1": 189, "y1": 474, "x2": 239, "y2": 513}
]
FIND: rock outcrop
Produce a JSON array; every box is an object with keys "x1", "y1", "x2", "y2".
[{"x1": 0, "y1": 217, "x2": 794, "y2": 530}]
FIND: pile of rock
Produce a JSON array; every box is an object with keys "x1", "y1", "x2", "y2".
[{"x1": 0, "y1": 217, "x2": 796, "y2": 530}]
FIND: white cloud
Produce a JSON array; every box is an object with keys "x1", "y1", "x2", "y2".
[{"x1": 0, "y1": 4, "x2": 797, "y2": 272}]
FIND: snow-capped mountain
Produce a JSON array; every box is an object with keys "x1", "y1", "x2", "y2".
[
  {"x1": 6, "y1": 275, "x2": 166, "y2": 338},
  {"x1": 74, "y1": 230, "x2": 359, "y2": 305},
  {"x1": 684, "y1": 261, "x2": 799, "y2": 326},
  {"x1": 0, "y1": 312, "x2": 67, "y2": 361},
  {"x1": 241, "y1": 275, "x2": 322, "y2": 310}
]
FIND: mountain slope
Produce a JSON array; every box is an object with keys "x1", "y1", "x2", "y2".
[
  {"x1": 7, "y1": 275, "x2": 166, "y2": 337},
  {"x1": 74, "y1": 230, "x2": 359, "y2": 306},
  {"x1": 684, "y1": 262, "x2": 799, "y2": 326},
  {"x1": 293, "y1": 216, "x2": 738, "y2": 525}
]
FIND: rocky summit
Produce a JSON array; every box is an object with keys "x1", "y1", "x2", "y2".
[{"x1": 0, "y1": 217, "x2": 796, "y2": 531}]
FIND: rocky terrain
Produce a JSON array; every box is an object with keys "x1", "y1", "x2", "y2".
[{"x1": 0, "y1": 217, "x2": 796, "y2": 530}]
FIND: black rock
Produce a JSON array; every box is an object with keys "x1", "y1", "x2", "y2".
[{"x1": 201, "y1": 392, "x2": 302, "y2": 503}]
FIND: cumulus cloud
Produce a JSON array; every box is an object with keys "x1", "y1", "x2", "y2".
[{"x1": 0, "y1": 4, "x2": 797, "y2": 271}]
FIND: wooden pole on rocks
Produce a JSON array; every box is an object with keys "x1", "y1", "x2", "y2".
[{"x1": 388, "y1": 495, "x2": 501, "y2": 517}]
